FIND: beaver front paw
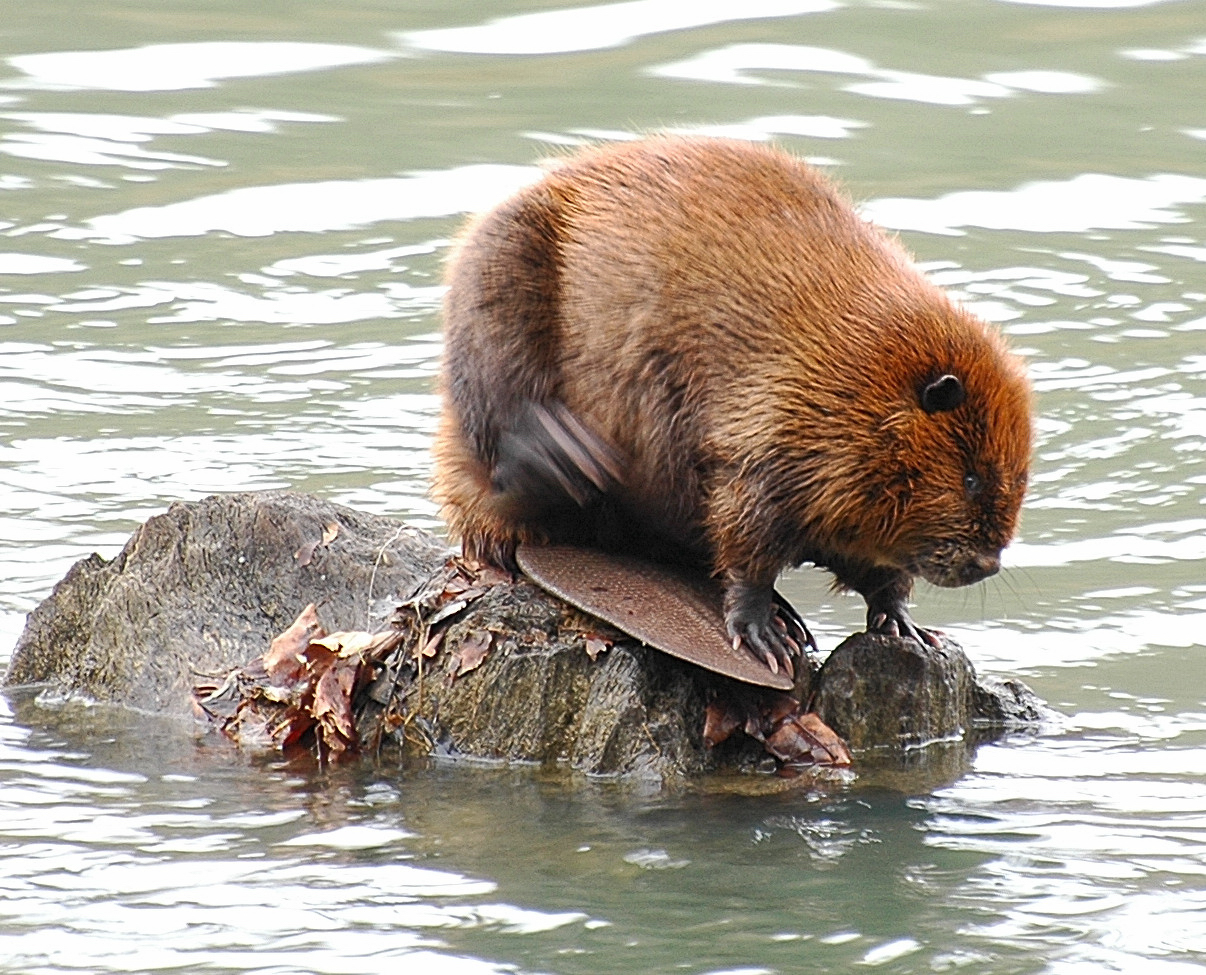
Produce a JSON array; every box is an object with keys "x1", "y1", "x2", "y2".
[
  {"x1": 724, "y1": 580, "x2": 814, "y2": 679},
  {"x1": 866, "y1": 599, "x2": 943, "y2": 648}
]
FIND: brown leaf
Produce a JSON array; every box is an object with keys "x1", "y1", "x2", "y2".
[
  {"x1": 313, "y1": 655, "x2": 359, "y2": 751},
  {"x1": 796, "y1": 712, "x2": 852, "y2": 766},
  {"x1": 314, "y1": 629, "x2": 403, "y2": 663},
  {"x1": 703, "y1": 699, "x2": 741, "y2": 748},
  {"x1": 762, "y1": 692, "x2": 800, "y2": 727},
  {"x1": 415, "y1": 628, "x2": 444, "y2": 660},
  {"x1": 294, "y1": 538, "x2": 319, "y2": 567},
  {"x1": 313, "y1": 630, "x2": 375, "y2": 657},
  {"x1": 299, "y1": 640, "x2": 337, "y2": 679},
  {"x1": 425, "y1": 596, "x2": 474, "y2": 628},
  {"x1": 765, "y1": 712, "x2": 852, "y2": 769},
  {"x1": 442, "y1": 575, "x2": 471, "y2": 597},
  {"x1": 584, "y1": 634, "x2": 611, "y2": 661},
  {"x1": 294, "y1": 522, "x2": 339, "y2": 567},
  {"x1": 264, "y1": 604, "x2": 326, "y2": 684},
  {"x1": 224, "y1": 693, "x2": 314, "y2": 752},
  {"x1": 451, "y1": 629, "x2": 492, "y2": 678}
]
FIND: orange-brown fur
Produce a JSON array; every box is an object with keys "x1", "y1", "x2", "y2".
[{"x1": 433, "y1": 136, "x2": 1032, "y2": 650}]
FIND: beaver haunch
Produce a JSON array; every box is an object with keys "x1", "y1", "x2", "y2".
[{"x1": 432, "y1": 136, "x2": 1032, "y2": 677}]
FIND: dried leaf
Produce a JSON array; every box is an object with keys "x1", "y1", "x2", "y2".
[
  {"x1": 415, "y1": 628, "x2": 444, "y2": 660},
  {"x1": 263, "y1": 604, "x2": 326, "y2": 683},
  {"x1": 765, "y1": 712, "x2": 852, "y2": 769},
  {"x1": 276, "y1": 711, "x2": 316, "y2": 750},
  {"x1": 425, "y1": 596, "x2": 474, "y2": 629},
  {"x1": 314, "y1": 629, "x2": 404, "y2": 663},
  {"x1": 584, "y1": 634, "x2": 611, "y2": 661},
  {"x1": 313, "y1": 656, "x2": 359, "y2": 750},
  {"x1": 256, "y1": 684, "x2": 295, "y2": 704},
  {"x1": 703, "y1": 698, "x2": 742, "y2": 748},
  {"x1": 762, "y1": 692, "x2": 800, "y2": 727},
  {"x1": 443, "y1": 575, "x2": 471, "y2": 597},
  {"x1": 313, "y1": 630, "x2": 376, "y2": 658},
  {"x1": 451, "y1": 629, "x2": 492, "y2": 678},
  {"x1": 299, "y1": 640, "x2": 337, "y2": 678},
  {"x1": 222, "y1": 692, "x2": 314, "y2": 752},
  {"x1": 294, "y1": 521, "x2": 341, "y2": 567},
  {"x1": 294, "y1": 539, "x2": 319, "y2": 567},
  {"x1": 194, "y1": 607, "x2": 405, "y2": 759},
  {"x1": 795, "y1": 712, "x2": 852, "y2": 767}
]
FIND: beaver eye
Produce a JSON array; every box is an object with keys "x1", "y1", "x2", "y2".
[{"x1": 963, "y1": 473, "x2": 982, "y2": 495}]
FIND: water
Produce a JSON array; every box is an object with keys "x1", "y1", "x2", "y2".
[{"x1": 2, "y1": 0, "x2": 1206, "y2": 971}]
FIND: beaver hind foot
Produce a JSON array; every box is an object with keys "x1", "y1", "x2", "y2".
[{"x1": 723, "y1": 580, "x2": 816, "y2": 678}]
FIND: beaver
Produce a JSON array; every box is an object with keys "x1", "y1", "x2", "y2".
[{"x1": 432, "y1": 136, "x2": 1032, "y2": 678}]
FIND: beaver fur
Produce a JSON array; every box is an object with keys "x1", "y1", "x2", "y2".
[{"x1": 432, "y1": 136, "x2": 1032, "y2": 676}]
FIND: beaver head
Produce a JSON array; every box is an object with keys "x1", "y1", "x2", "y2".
[{"x1": 857, "y1": 329, "x2": 1032, "y2": 589}]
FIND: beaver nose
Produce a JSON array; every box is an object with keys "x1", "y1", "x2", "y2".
[{"x1": 962, "y1": 552, "x2": 1000, "y2": 585}]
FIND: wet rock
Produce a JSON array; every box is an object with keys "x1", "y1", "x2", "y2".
[
  {"x1": 370, "y1": 576, "x2": 730, "y2": 778},
  {"x1": 813, "y1": 631, "x2": 1055, "y2": 752},
  {"x1": 4, "y1": 492, "x2": 447, "y2": 714}
]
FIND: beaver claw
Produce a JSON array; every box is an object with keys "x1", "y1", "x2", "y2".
[
  {"x1": 867, "y1": 607, "x2": 943, "y2": 648},
  {"x1": 724, "y1": 581, "x2": 816, "y2": 679}
]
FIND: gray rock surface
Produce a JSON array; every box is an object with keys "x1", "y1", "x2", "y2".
[
  {"x1": 369, "y1": 574, "x2": 730, "y2": 778},
  {"x1": 814, "y1": 632, "x2": 1054, "y2": 752},
  {"x1": 4, "y1": 492, "x2": 446, "y2": 713}
]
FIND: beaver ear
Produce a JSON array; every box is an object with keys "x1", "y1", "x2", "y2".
[{"x1": 921, "y1": 374, "x2": 965, "y2": 414}]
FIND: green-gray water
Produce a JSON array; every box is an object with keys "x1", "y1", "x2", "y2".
[{"x1": 2, "y1": 1, "x2": 1205, "y2": 971}]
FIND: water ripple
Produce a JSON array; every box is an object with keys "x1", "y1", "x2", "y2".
[{"x1": 5, "y1": 42, "x2": 394, "y2": 93}]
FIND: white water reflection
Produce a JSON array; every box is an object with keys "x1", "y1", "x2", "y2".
[
  {"x1": 0, "y1": 254, "x2": 85, "y2": 275},
  {"x1": 269, "y1": 242, "x2": 439, "y2": 278},
  {"x1": 403, "y1": 0, "x2": 838, "y2": 56},
  {"x1": 651, "y1": 42, "x2": 1102, "y2": 106},
  {"x1": 2, "y1": 133, "x2": 223, "y2": 171},
  {"x1": 982, "y1": 70, "x2": 1105, "y2": 94},
  {"x1": 5, "y1": 42, "x2": 393, "y2": 92},
  {"x1": 863, "y1": 173, "x2": 1206, "y2": 236},
  {"x1": 672, "y1": 114, "x2": 867, "y2": 141},
  {"x1": 144, "y1": 282, "x2": 403, "y2": 326},
  {"x1": 0, "y1": 110, "x2": 335, "y2": 170},
  {"x1": 55, "y1": 165, "x2": 539, "y2": 243}
]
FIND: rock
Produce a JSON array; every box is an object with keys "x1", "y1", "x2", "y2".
[
  {"x1": 4, "y1": 492, "x2": 447, "y2": 714},
  {"x1": 4, "y1": 491, "x2": 1053, "y2": 781},
  {"x1": 814, "y1": 631, "x2": 1056, "y2": 752},
  {"x1": 369, "y1": 575, "x2": 733, "y2": 779}
]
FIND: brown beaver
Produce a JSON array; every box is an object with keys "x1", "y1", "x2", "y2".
[{"x1": 432, "y1": 136, "x2": 1032, "y2": 677}]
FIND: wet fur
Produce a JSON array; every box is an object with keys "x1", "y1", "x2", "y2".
[{"x1": 433, "y1": 136, "x2": 1032, "y2": 641}]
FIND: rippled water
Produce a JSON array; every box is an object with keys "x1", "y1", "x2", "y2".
[{"x1": 3, "y1": 0, "x2": 1206, "y2": 972}]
